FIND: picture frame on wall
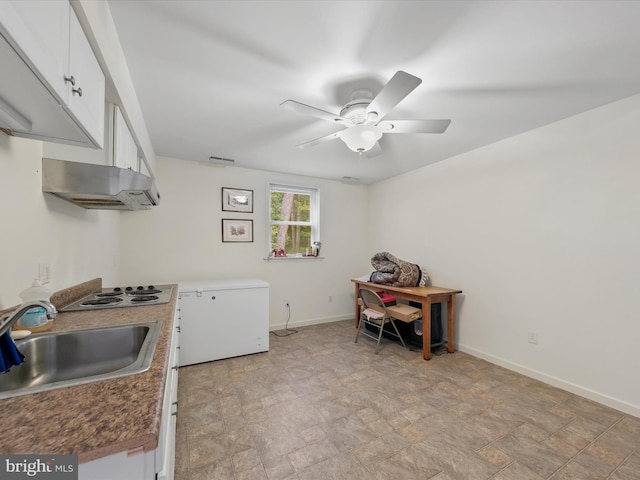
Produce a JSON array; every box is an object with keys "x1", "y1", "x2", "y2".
[
  {"x1": 222, "y1": 219, "x2": 253, "y2": 242},
  {"x1": 222, "y1": 187, "x2": 253, "y2": 213}
]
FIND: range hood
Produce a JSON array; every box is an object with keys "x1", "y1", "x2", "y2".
[{"x1": 42, "y1": 158, "x2": 160, "y2": 210}]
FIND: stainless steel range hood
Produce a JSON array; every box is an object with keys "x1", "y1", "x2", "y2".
[{"x1": 42, "y1": 158, "x2": 160, "y2": 210}]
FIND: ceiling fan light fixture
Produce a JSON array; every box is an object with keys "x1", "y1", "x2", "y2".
[{"x1": 339, "y1": 125, "x2": 383, "y2": 153}]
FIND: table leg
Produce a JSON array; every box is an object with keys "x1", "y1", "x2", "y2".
[
  {"x1": 447, "y1": 294, "x2": 456, "y2": 353},
  {"x1": 422, "y1": 299, "x2": 432, "y2": 361},
  {"x1": 354, "y1": 282, "x2": 361, "y2": 327}
]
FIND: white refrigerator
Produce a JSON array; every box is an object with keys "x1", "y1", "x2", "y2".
[{"x1": 178, "y1": 279, "x2": 269, "y2": 366}]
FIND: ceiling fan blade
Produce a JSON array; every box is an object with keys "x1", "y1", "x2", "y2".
[
  {"x1": 366, "y1": 71, "x2": 422, "y2": 121},
  {"x1": 378, "y1": 119, "x2": 451, "y2": 134},
  {"x1": 295, "y1": 130, "x2": 343, "y2": 149},
  {"x1": 281, "y1": 100, "x2": 349, "y2": 125}
]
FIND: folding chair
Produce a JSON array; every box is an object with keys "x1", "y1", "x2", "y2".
[{"x1": 355, "y1": 288, "x2": 406, "y2": 353}]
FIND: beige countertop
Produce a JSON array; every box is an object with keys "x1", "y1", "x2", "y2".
[{"x1": 0, "y1": 279, "x2": 178, "y2": 463}]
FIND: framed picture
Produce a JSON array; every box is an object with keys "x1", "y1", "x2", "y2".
[
  {"x1": 222, "y1": 219, "x2": 253, "y2": 242},
  {"x1": 222, "y1": 187, "x2": 253, "y2": 213}
]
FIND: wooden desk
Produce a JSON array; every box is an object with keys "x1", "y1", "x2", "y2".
[{"x1": 352, "y1": 279, "x2": 462, "y2": 361}]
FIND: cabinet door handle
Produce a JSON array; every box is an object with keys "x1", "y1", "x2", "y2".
[
  {"x1": 72, "y1": 87, "x2": 83, "y2": 97},
  {"x1": 172, "y1": 365, "x2": 178, "y2": 370},
  {"x1": 64, "y1": 75, "x2": 76, "y2": 86}
]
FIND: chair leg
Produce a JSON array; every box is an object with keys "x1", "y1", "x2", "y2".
[
  {"x1": 390, "y1": 319, "x2": 407, "y2": 348},
  {"x1": 374, "y1": 320, "x2": 384, "y2": 354},
  {"x1": 354, "y1": 316, "x2": 364, "y2": 343}
]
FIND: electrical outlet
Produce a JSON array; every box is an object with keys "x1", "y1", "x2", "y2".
[
  {"x1": 527, "y1": 331, "x2": 538, "y2": 345},
  {"x1": 39, "y1": 263, "x2": 51, "y2": 284}
]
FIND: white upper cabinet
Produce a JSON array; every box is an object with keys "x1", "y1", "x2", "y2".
[
  {"x1": 113, "y1": 105, "x2": 138, "y2": 171},
  {"x1": 0, "y1": 0, "x2": 105, "y2": 148},
  {"x1": 43, "y1": 103, "x2": 143, "y2": 173},
  {"x1": 0, "y1": 1, "x2": 69, "y2": 101},
  {"x1": 67, "y1": 8, "x2": 105, "y2": 148}
]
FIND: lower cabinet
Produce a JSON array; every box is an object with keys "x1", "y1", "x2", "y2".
[
  {"x1": 77, "y1": 450, "x2": 154, "y2": 480},
  {"x1": 156, "y1": 307, "x2": 180, "y2": 480},
  {"x1": 78, "y1": 313, "x2": 180, "y2": 480}
]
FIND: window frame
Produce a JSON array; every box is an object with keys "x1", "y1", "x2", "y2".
[{"x1": 266, "y1": 182, "x2": 320, "y2": 259}]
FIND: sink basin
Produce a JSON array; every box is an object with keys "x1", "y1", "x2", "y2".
[{"x1": 0, "y1": 321, "x2": 161, "y2": 399}]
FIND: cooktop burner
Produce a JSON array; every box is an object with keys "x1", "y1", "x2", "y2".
[
  {"x1": 95, "y1": 291, "x2": 124, "y2": 298},
  {"x1": 61, "y1": 285, "x2": 173, "y2": 311},
  {"x1": 130, "y1": 295, "x2": 159, "y2": 303},
  {"x1": 81, "y1": 297, "x2": 123, "y2": 306},
  {"x1": 129, "y1": 289, "x2": 162, "y2": 296}
]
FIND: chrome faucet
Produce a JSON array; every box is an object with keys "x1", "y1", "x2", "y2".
[{"x1": 0, "y1": 300, "x2": 58, "y2": 337}]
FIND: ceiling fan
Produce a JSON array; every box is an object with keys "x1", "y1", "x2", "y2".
[{"x1": 281, "y1": 71, "x2": 451, "y2": 154}]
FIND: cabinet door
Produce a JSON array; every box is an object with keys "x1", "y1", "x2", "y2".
[
  {"x1": 156, "y1": 317, "x2": 179, "y2": 480},
  {"x1": 113, "y1": 106, "x2": 138, "y2": 170},
  {"x1": 67, "y1": 9, "x2": 105, "y2": 148},
  {"x1": 0, "y1": 0, "x2": 104, "y2": 148},
  {"x1": 0, "y1": 0, "x2": 69, "y2": 103},
  {"x1": 78, "y1": 450, "x2": 155, "y2": 480}
]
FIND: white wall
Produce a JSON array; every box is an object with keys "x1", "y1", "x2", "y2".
[
  {"x1": 368, "y1": 94, "x2": 640, "y2": 416},
  {"x1": 118, "y1": 157, "x2": 371, "y2": 329},
  {"x1": 0, "y1": 134, "x2": 120, "y2": 309}
]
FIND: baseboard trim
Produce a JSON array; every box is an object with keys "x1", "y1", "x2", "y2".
[
  {"x1": 269, "y1": 314, "x2": 352, "y2": 332},
  {"x1": 457, "y1": 343, "x2": 640, "y2": 418}
]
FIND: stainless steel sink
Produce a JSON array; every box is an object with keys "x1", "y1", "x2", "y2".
[{"x1": 0, "y1": 321, "x2": 161, "y2": 399}]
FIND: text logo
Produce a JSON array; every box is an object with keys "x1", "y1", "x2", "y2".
[{"x1": 0, "y1": 455, "x2": 77, "y2": 480}]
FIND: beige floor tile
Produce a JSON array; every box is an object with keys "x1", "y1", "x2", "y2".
[
  {"x1": 233, "y1": 447, "x2": 262, "y2": 473},
  {"x1": 609, "y1": 450, "x2": 640, "y2": 480},
  {"x1": 188, "y1": 457, "x2": 235, "y2": 480},
  {"x1": 477, "y1": 444, "x2": 512, "y2": 468},
  {"x1": 235, "y1": 464, "x2": 268, "y2": 480},
  {"x1": 323, "y1": 414, "x2": 376, "y2": 451},
  {"x1": 492, "y1": 431, "x2": 571, "y2": 478},
  {"x1": 262, "y1": 455, "x2": 296, "y2": 480},
  {"x1": 551, "y1": 450, "x2": 616, "y2": 480},
  {"x1": 287, "y1": 438, "x2": 339, "y2": 472},
  {"x1": 299, "y1": 424, "x2": 326, "y2": 444},
  {"x1": 296, "y1": 452, "x2": 372, "y2": 480},
  {"x1": 249, "y1": 419, "x2": 306, "y2": 461},
  {"x1": 368, "y1": 447, "x2": 442, "y2": 480},
  {"x1": 188, "y1": 418, "x2": 226, "y2": 442},
  {"x1": 492, "y1": 461, "x2": 545, "y2": 480}
]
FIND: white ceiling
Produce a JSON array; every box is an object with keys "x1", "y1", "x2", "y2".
[{"x1": 107, "y1": 0, "x2": 640, "y2": 184}]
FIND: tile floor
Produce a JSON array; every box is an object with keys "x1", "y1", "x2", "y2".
[{"x1": 174, "y1": 320, "x2": 640, "y2": 480}]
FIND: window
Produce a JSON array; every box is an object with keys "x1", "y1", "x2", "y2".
[{"x1": 268, "y1": 183, "x2": 319, "y2": 257}]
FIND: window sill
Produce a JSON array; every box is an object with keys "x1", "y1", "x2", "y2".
[{"x1": 264, "y1": 256, "x2": 324, "y2": 261}]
